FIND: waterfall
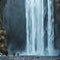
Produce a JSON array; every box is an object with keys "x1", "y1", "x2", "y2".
[
  {"x1": 47, "y1": 0, "x2": 54, "y2": 55},
  {"x1": 25, "y1": 0, "x2": 58, "y2": 56},
  {"x1": 26, "y1": 0, "x2": 45, "y2": 55}
]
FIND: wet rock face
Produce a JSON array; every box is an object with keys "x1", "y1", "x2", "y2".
[
  {"x1": 55, "y1": 0, "x2": 60, "y2": 49},
  {"x1": 0, "y1": 0, "x2": 7, "y2": 19},
  {"x1": 3, "y1": 0, "x2": 26, "y2": 54}
]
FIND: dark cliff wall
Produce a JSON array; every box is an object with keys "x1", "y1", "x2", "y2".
[
  {"x1": 3, "y1": 0, "x2": 26, "y2": 54},
  {"x1": 55, "y1": 0, "x2": 60, "y2": 49}
]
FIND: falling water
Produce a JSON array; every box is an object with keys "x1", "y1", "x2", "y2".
[
  {"x1": 25, "y1": 0, "x2": 57, "y2": 56},
  {"x1": 26, "y1": 0, "x2": 45, "y2": 55},
  {"x1": 47, "y1": 0, "x2": 54, "y2": 55}
]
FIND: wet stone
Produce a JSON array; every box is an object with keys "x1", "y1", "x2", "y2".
[{"x1": 0, "y1": 56, "x2": 59, "y2": 60}]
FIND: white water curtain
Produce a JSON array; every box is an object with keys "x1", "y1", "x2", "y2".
[{"x1": 25, "y1": 0, "x2": 55, "y2": 56}]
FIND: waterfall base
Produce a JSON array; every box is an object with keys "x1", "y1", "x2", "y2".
[
  {"x1": 15, "y1": 50, "x2": 60, "y2": 56},
  {"x1": 0, "y1": 56, "x2": 59, "y2": 60}
]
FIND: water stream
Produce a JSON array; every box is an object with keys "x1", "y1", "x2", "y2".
[{"x1": 25, "y1": 0, "x2": 56, "y2": 56}]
